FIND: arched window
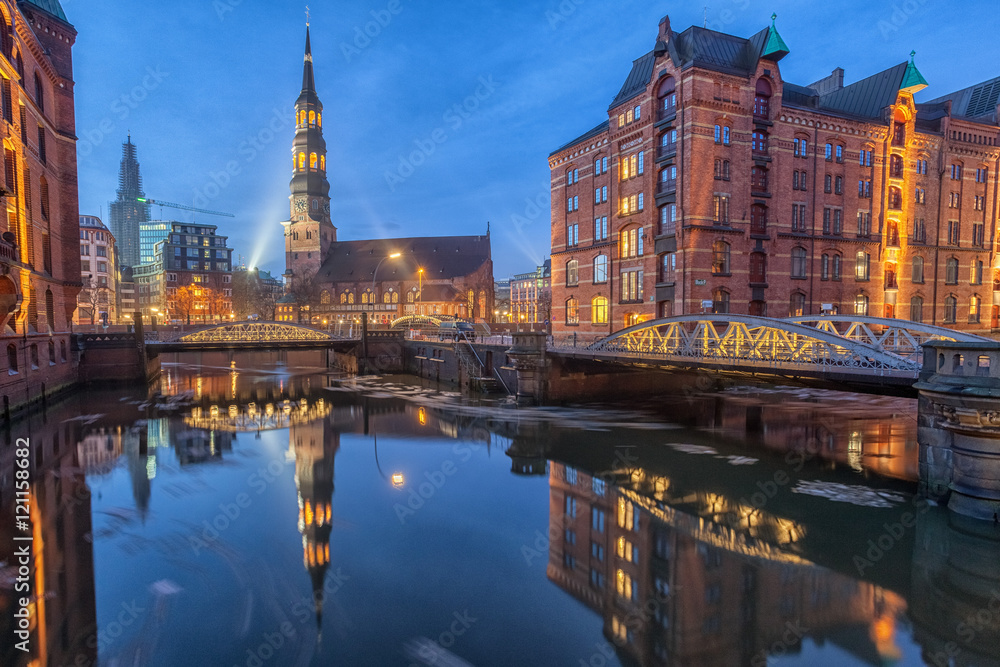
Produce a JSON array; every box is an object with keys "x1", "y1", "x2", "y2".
[
  {"x1": 754, "y1": 78, "x2": 772, "y2": 119},
  {"x1": 910, "y1": 296, "x2": 924, "y2": 323},
  {"x1": 340, "y1": 293, "x2": 347, "y2": 304},
  {"x1": 657, "y1": 76, "x2": 676, "y2": 113},
  {"x1": 297, "y1": 153, "x2": 305, "y2": 171},
  {"x1": 45, "y1": 288, "x2": 54, "y2": 331},
  {"x1": 791, "y1": 247, "x2": 807, "y2": 279},
  {"x1": 34, "y1": 72, "x2": 44, "y2": 113},
  {"x1": 832, "y1": 254, "x2": 842, "y2": 280},
  {"x1": 970, "y1": 295, "x2": 981, "y2": 323},
  {"x1": 40, "y1": 175, "x2": 49, "y2": 221},
  {"x1": 912, "y1": 256, "x2": 924, "y2": 283},
  {"x1": 711, "y1": 240, "x2": 730, "y2": 275},
  {"x1": 383, "y1": 291, "x2": 392, "y2": 304},
  {"x1": 946, "y1": 257, "x2": 959, "y2": 284},
  {"x1": 892, "y1": 107, "x2": 907, "y2": 146},
  {"x1": 944, "y1": 295, "x2": 958, "y2": 323},
  {"x1": 59, "y1": 340, "x2": 66, "y2": 362},
  {"x1": 566, "y1": 298, "x2": 579, "y2": 325},
  {"x1": 317, "y1": 113, "x2": 322, "y2": 128},
  {"x1": 7, "y1": 343, "x2": 16, "y2": 372},
  {"x1": 751, "y1": 167, "x2": 768, "y2": 194},
  {"x1": 320, "y1": 155, "x2": 326, "y2": 171},
  {"x1": 309, "y1": 110, "x2": 316, "y2": 126},
  {"x1": 393, "y1": 291, "x2": 400, "y2": 304},
  {"x1": 619, "y1": 226, "x2": 642, "y2": 258},
  {"x1": 821, "y1": 253, "x2": 830, "y2": 280},
  {"x1": 348, "y1": 292, "x2": 355, "y2": 305},
  {"x1": 889, "y1": 154, "x2": 904, "y2": 178},
  {"x1": 855, "y1": 251, "x2": 870, "y2": 280},
  {"x1": 47, "y1": 340, "x2": 54, "y2": 364},
  {"x1": 712, "y1": 289, "x2": 730, "y2": 314},
  {"x1": 0, "y1": 12, "x2": 11, "y2": 59},
  {"x1": 298, "y1": 110, "x2": 306, "y2": 126},
  {"x1": 749, "y1": 251, "x2": 767, "y2": 284},
  {"x1": 310, "y1": 152, "x2": 318, "y2": 169},
  {"x1": 888, "y1": 187, "x2": 902, "y2": 210},
  {"x1": 565, "y1": 259, "x2": 579, "y2": 286},
  {"x1": 320, "y1": 290, "x2": 331, "y2": 305},
  {"x1": 593, "y1": 255, "x2": 608, "y2": 283},
  {"x1": 789, "y1": 292, "x2": 806, "y2": 317},
  {"x1": 854, "y1": 294, "x2": 869, "y2": 316},
  {"x1": 407, "y1": 290, "x2": 415, "y2": 303},
  {"x1": 591, "y1": 296, "x2": 608, "y2": 324}
]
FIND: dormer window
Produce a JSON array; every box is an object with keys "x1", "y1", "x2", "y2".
[{"x1": 754, "y1": 78, "x2": 772, "y2": 119}]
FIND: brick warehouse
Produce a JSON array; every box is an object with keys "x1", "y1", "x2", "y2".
[
  {"x1": 0, "y1": 0, "x2": 80, "y2": 414},
  {"x1": 549, "y1": 14, "x2": 1000, "y2": 343}
]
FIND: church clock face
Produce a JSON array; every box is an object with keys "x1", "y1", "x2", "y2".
[
  {"x1": 294, "y1": 199, "x2": 307, "y2": 213},
  {"x1": 322, "y1": 202, "x2": 330, "y2": 216}
]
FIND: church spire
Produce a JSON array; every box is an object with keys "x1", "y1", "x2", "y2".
[{"x1": 299, "y1": 25, "x2": 319, "y2": 106}]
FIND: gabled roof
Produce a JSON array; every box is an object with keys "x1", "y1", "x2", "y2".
[
  {"x1": 19, "y1": 0, "x2": 69, "y2": 24},
  {"x1": 317, "y1": 235, "x2": 491, "y2": 284},
  {"x1": 609, "y1": 51, "x2": 656, "y2": 109},
  {"x1": 925, "y1": 75, "x2": 1000, "y2": 122},
  {"x1": 549, "y1": 120, "x2": 609, "y2": 157},
  {"x1": 816, "y1": 62, "x2": 908, "y2": 119}
]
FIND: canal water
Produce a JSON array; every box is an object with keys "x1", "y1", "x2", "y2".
[{"x1": 2, "y1": 350, "x2": 999, "y2": 666}]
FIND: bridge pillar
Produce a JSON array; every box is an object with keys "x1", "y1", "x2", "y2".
[
  {"x1": 915, "y1": 341, "x2": 1000, "y2": 522},
  {"x1": 506, "y1": 332, "x2": 549, "y2": 405}
]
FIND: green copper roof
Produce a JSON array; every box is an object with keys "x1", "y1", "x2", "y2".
[
  {"x1": 900, "y1": 51, "x2": 928, "y2": 91},
  {"x1": 21, "y1": 0, "x2": 69, "y2": 23},
  {"x1": 762, "y1": 13, "x2": 789, "y2": 59}
]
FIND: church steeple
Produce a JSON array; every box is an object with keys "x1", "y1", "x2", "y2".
[{"x1": 283, "y1": 21, "x2": 336, "y2": 284}]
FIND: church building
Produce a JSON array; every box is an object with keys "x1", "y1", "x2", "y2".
[{"x1": 280, "y1": 26, "x2": 494, "y2": 326}]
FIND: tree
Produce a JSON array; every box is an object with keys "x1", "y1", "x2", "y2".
[
  {"x1": 231, "y1": 270, "x2": 258, "y2": 319},
  {"x1": 205, "y1": 286, "x2": 230, "y2": 322},
  {"x1": 172, "y1": 285, "x2": 197, "y2": 325},
  {"x1": 288, "y1": 269, "x2": 322, "y2": 323},
  {"x1": 80, "y1": 277, "x2": 110, "y2": 330}
]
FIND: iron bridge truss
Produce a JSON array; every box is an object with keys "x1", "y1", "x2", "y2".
[
  {"x1": 390, "y1": 315, "x2": 443, "y2": 329},
  {"x1": 177, "y1": 322, "x2": 333, "y2": 343},
  {"x1": 580, "y1": 314, "x2": 971, "y2": 377}
]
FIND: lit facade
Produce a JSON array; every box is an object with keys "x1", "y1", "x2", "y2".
[
  {"x1": 511, "y1": 259, "x2": 552, "y2": 324},
  {"x1": 549, "y1": 14, "x2": 1000, "y2": 343},
  {"x1": 161, "y1": 221, "x2": 233, "y2": 323},
  {"x1": 75, "y1": 215, "x2": 118, "y2": 325},
  {"x1": 0, "y1": 0, "x2": 81, "y2": 410}
]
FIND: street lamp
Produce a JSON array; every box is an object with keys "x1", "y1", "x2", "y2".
[
  {"x1": 418, "y1": 267, "x2": 424, "y2": 316},
  {"x1": 371, "y1": 252, "x2": 402, "y2": 320}
]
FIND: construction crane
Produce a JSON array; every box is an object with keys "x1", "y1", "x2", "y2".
[{"x1": 136, "y1": 197, "x2": 235, "y2": 218}]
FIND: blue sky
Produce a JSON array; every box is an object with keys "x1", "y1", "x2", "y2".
[{"x1": 70, "y1": 0, "x2": 998, "y2": 277}]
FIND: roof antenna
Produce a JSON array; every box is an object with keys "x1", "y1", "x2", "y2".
[{"x1": 703, "y1": 6, "x2": 708, "y2": 28}]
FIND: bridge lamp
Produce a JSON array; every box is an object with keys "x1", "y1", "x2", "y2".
[{"x1": 391, "y1": 473, "x2": 405, "y2": 487}]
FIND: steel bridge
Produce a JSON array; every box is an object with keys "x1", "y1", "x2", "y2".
[
  {"x1": 146, "y1": 321, "x2": 355, "y2": 351},
  {"x1": 554, "y1": 314, "x2": 992, "y2": 386}
]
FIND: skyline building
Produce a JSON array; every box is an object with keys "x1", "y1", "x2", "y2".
[
  {"x1": 109, "y1": 136, "x2": 150, "y2": 268},
  {"x1": 139, "y1": 220, "x2": 171, "y2": 264}
]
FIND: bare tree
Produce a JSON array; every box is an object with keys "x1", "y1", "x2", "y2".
[
  {"x1": 288, "y1": 269, "x2": 322, "y2": 324},
  {"x1": 81, "y1": 277, "x2": 110, "y2": 330}
]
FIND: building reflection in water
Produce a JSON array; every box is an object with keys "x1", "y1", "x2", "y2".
[{"x1": 547, "y1": 462, "x2": 912, "y2": 666}]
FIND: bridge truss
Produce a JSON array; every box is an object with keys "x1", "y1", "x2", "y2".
[
  {"x1": 582, "y1": 314, "x2": 958, "y2": 377},
  {"x1": 783, "y1": 315, "x2": 990, "y2": 364},
  {"x1": 390, "y1": 315, "x2": 443, "y2": 329},
  {"x1": 177, "y1": 322, "x2": 333, "y2": 343}
]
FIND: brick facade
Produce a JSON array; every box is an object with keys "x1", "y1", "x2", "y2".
[
  {"x1": 0, "y1": 0, "x2": 80, "y2": 413},
  {"x1": 550, "y1": 14, "x2": 1000, "y2": 343}
]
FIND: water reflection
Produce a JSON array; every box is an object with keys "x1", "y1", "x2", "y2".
[{"x1": 1, "y1": 354, "x2": 999, "y2": 665}]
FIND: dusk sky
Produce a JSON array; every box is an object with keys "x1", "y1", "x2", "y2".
[{"x1": 71, "y1": 0, "x2": 998, "y2": 278}]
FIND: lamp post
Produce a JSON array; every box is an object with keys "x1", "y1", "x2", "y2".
[
  {"x1": 417, "y1": 267, "x2": 424, "y2": 317},
  {"x1": 371, "y1": 252, "x2": 401, "y2": 324}
]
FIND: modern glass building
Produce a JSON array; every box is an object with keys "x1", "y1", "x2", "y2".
[{"x1": 139, "y1": 221, "x2": 171, "y2": 265}]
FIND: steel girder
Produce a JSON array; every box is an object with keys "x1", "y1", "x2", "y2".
[
  {"x1": 584, "y1": 314, "x2": 921, "y2": 375},
  {"x1": 177, "y1": 322, "x2": 332, "y2": 343},
  {"x1": 784, "y1": 315, "x2": 990, "y2": 363}
]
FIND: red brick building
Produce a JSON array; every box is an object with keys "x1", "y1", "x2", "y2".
[
  {"x1": 549, "y1": 14, "x2": 1000, "y2": 343},
  {"x1": 0, "y1": 0, "x2": 80, "y2": 413}
]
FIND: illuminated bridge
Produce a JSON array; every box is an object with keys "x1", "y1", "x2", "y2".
[
  {"x1": 552, "y1": 314, "x2": 992, "y2": 388},
  {"x1": 146, "y1": 321, "x2": 358, "y2": 351}
]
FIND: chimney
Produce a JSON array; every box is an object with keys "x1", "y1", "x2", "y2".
[
  {"x1": 659, "y1": 15, "x2": 671, "y2": 40},
  {"x1": 808, "y1": 68, "x2": 846, "y2": 96}
]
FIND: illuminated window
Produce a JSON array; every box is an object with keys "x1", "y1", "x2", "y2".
[
  {"x1": 309, "y1": 110, "x2": 315, "y2": 126},
  {"x1": 566, "y1": 298, "x2": 579, "y2": 325},
  {"x1": 320, "y1": 155, "x2": 326, "y2": 171},
  {"x1": 310, "y1": 152, "x2": 318, "y2": 169},
  {"x1": 297, "y1": 153, "x2": 305, "y2": 170},
  {"x1": 616, "y1": 569, "x2": 638, "y2": 602},
  {"x1": 592, "y1": 296, "x2": 608, "y2": 324},
  {"x1": 616, "y1": 537, "x2": 638, "y2": 563}
]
